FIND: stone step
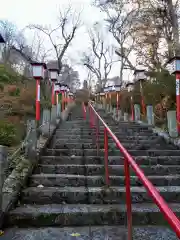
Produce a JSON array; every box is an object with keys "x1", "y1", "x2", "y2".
[
  {"x1": 52, "y1": 138, "x2": 164, "y2": 144},
  {"x1": 53, "y1": 135, "x2": 159, "y2": 141},
  {"x1": 1, "y1": 226, "x2": 178, "y2": 240},
  {"x1": 7, "y1": 203, "x2": 180, "y2": 227},
  {"x1": 54, "y1": 132, "x2": 155, "y2": 138},
  {"x1": 40, "y1": 156, "x2": 103, "y2": 165},
  {"x1": 34, "y1": 164, "x2": 180, "y2": 176},
  {"x1": 39, "y1": 155, "x2": 180, "y2": 165},
  {"x1": 21, "y1": 186, "x2": 180, "y2": 205},
  {"x1": 56, "y1": 128, "x2": 152, "y2": 133},
  {"x1": 45, "y1": 148, "x2": 180, "y2": 157},
  {"x1": 52, "y1": 142, "x2": 175, "y2": 150},
  {"x1": 29, "y1": 174, "x2": 180, "y2": 187}
]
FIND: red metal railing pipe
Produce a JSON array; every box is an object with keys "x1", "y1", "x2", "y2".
[
  {"x1": 89, "y1": 103, "x2": 180, "y2": 238},
  {"x1": 124, "y1": 157, "x2": 132, "y2": 240},
  {"x1": 104, "y1": 128, "x2": 110, "y2": 186}
]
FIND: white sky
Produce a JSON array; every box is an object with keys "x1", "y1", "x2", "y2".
[{"x1": 1, "y1": 0, "x2": 133, "y2": 83}]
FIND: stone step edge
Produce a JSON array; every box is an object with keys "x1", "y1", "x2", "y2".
[
  {"x1": 30, "y1": 174, "x2": 180, "y2": 179},
  {"x1": 9, "y1": 203, "x2": 180, "y2": 215},
  {"x1": 23, "y1": 186, "x2": 180, "y2": 194}
]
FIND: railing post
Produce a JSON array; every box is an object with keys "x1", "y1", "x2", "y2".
[
  {"x1": 96, "y1": 115, "x2": 100, "y2": 155},
  {"x1": 89, "y1": 106, "x2": 92, "y2": 128},
  {"x1": 118, "y1": 110, "x2": 122, "y2": 121},
  {"x1": 124, "y1": 158, "x2": 132, "y2": 240},
  {"x1": 91, "y1": 107, "x2": 94, "y2": 128},
  {"x1": 146, "y1": 105, "x2": 154, "y2": 125},
  {"x1": 167, "y1": 110, "x2": 178, "y2": 138},
  {"x1": 25, "y1": 120, "x2": 37, "y2": 160},
  {"x1": 124, "y1": 112, "x2": 129, "y2": 121},
  {"x1": 51, "y1": 105, "x2": 57, "y2": 125},
  {"x1": 104, "y1": 128, "x2": 110, "y2": 186},
  {"x1": 134, "y1": 104, "x2": 141, "y2": 121},
  {"x1": 42, "y1": 109, "x2": 51, "y2": 125},
  {"x1": 56, "y1": 101, "x2": 61, "y2": 119}
]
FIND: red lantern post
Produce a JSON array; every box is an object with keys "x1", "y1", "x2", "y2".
[
  {"x1": 49, "y1": 68, "x2": 59, "y2": 105},
  {"x1": 134, "y1": 69, "x2": 146, "y2": 118},
  {"x1": 126, "y1": 82, "x2": 135, "y2": 121},
  {"x1": 166, "y1": 57, "x2": 180, "y2": 133},
  {"x1": 31, "y1": 62, "x2": 47, "y2": 121}
]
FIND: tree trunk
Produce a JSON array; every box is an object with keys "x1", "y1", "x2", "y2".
[{"x1": 167, "y1": 0, "x2": 180, "y2": 55}]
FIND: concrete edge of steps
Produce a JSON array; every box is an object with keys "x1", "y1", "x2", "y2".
[
  {"x1": 5, "y1": 203, "x2": 180, "y2": 228},
  {"x1": 0, "y1": 225, "x2": 178, "y2": 240},
  {"x1": 2, "y1": 103, "x2": 78, "y2": 226}
]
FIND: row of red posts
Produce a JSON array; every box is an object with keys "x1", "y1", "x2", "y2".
[{"x1": 31, "y1": 62, "x2": 73, "y2": 123}]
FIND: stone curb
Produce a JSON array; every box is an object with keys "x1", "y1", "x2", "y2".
[{"x1": 1, "y1": 103, "x2": 76, "y2": 228}]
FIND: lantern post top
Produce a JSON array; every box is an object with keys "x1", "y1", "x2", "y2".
[
  {"x1": 126, "y1": 81, "x2": 135, "y2": 92},
  {"x1": 31, "y1": 62, "x2": 47, "y2": 79},
  {"x1": 167, "y1": 56, "x2": 180, "y2": 64},
  {"x1": 48, "y1": 68, "x2": 59, "y2": 73},
  {"x1": 126, "y1": 82, "x2": 134, "y2": 88},
  {"x1": 31, "y1": 62, "x2": 47, "y2": 69},
  {"x1": 166, "y1": 56, "x2": 180, "y2": 74},
  {"x1": 105, "y1": 85, "x2": 121, "y2": 92},
  {"x1": 133, "y1": 69, "x2": 145, "y2": 75},
  {"x1": 133, "y1": 69, "x2": 146, "y2": 81}
]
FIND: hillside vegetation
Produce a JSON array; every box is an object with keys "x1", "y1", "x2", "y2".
[{"x1": 0, "y1": 64, "x2": 36, "y2": 146}]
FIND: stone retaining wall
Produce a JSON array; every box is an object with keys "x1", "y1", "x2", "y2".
[{"x1": 1, "y1": 103, "x2": 76, "y2": 227}]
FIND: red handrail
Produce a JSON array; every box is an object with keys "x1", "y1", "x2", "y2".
[{"x1": 88, "y1": 103, "x2": 180, "y2": 239}]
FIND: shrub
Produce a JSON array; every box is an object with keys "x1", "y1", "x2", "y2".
[
  {"x1": 0, "y1": 121, "x2": 17, "y2": 146},
  {"x1": 8, "y1": 87, "x2": 20, "y2": 96},
  {"x1": 0, "y1": 73, "x2": 10, "y2": 83},
  {"x1": 0, "y1": 83, "x2": 4, "y2": 91}
]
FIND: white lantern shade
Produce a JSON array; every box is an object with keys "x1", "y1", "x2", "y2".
[
  {"x1": 108, "y1": 86, "x2": 112, "y2": 92},
  {"x1": 49, "y1": 68, "x2": 58, "y2": 81},
  {"x1": 50, "y1": 71, "x2": 58, "y2": 80},
  {"x1": 111, "y1": 86, "x2": 116, "y2": 91},
  {"x1": 54, "y1": 84, "x2": 60, "y2": 92},
  {"x1": 166, "y1": 57, "x2": 180, "y2": 74},
  {"x1": 32, "y1": 63, "x2": 46, "y2": 79},
  {"x1": 127, "y1": 83, "x2": 134, "y2": 92},
  {"x1": 60, "y1": 85, "x2": 66, "y2": 91},
  {"x1": 104, "y1": 87, "x2": 109, "y2": 93},
  {"x1": 134, "y1": 70, "x2": 146, "y2": 81}
]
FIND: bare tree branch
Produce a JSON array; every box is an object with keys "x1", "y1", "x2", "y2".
[
  {"x1": 28, "y1": 6, "x2": 81, "y2": 72},
  {"x1": 82, "y1": 26, "x2": 114, "y2": 88}
]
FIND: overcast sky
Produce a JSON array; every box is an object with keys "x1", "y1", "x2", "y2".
[{"x1": 1, "y1": 0, "x2": 133, "y2": 83}]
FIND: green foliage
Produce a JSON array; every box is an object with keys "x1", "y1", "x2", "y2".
[
  {"x1": 0, "y1": 121, "x2": 17, "y2": 146},
  {"x1": 142, "y1": 69, "x2": 175, "y2": 105},
  {"x1": 41, "y1": 100, "x2": 52, "y2": 109},
  {"x1": 0, "y1": 83, "x2": 4, "y2": 91},
  {"x1": 0, "y1": 64, "x2": 21, "y2": 83},
  {"x1": 8, "y1": 87, "x2": 20, "y2": 96}
]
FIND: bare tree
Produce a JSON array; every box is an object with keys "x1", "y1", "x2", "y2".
[
  {"x1": 94, "y1": 0, "x2": 138, "y2": 83},
  {"x1": 96, "y1": 0, "x2": 180, "y2": 71},
  {"x1": 29, "y1": 6, "x2": 81, "y2": 72},
  {"x1": 0, "y1": 20, "x2": 22, "y2": 65},
  {"x1": 82, "y1": 27, "x2": 115, "y2": 89},
  {"x1": 86, "y1": 70, "x2": 95, "y2": 91},
  {"x1": 134, "y1": 0, "x2": 180, "y2": 57}
]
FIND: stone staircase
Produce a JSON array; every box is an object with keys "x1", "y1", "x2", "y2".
[{"x1": 1, "y1": 105, "x2": 180, "y2": 239}]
